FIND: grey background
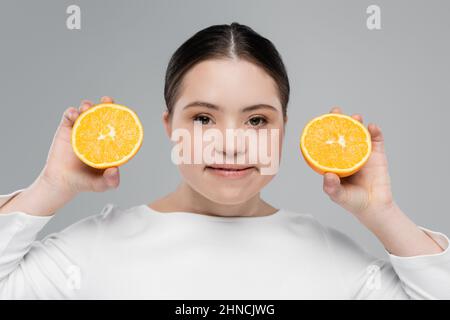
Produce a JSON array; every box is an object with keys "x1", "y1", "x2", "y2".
[{"x1": 1, "y1": 0, "x2": 449, "y2": 258}]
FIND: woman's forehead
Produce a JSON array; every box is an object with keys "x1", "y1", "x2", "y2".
[{"x1": 175, "y1": 59, "x2": 282, "y2": 113}]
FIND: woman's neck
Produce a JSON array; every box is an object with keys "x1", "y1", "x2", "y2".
[{"x1": 148, "y1": 181, "x2": 277, "y2": 217}]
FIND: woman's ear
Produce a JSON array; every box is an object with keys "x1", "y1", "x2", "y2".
[{"x1": 162, "y1": 111, "x2": 172, "y2": 139}]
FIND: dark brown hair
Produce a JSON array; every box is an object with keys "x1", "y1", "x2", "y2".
[{"x1": 164, "y1": 22, "x2": 290, "y2": 118}]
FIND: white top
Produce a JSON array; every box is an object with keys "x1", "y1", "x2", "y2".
[{"x1": 0, "y1": 189, "x2": 449, "y2": 299}]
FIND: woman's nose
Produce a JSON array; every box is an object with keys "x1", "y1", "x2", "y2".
[{"x1": 215, "y1": 123, "x2": 247, "y2": 159}]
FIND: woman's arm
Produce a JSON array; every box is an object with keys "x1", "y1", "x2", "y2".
[
  {"x1": 320, "y1": 220, "x2": 450, "y2": 299},
  {"x1": 322, "y1": 107, "x2": 443, "y2": 257},
  {"x1": 0, "y1": 189, "x2": 109, "y2": 299},
  {"x1": 0, "y1": 174, "x2": 76, "y2": 216},
  {"x1": 357, "y1": 201, "x2": 443, "y2": 256},
  {"x1": 0, "y1": 96, "x2": 121, "y2": 298}
]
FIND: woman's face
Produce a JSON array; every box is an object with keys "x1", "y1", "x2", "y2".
[{"x1": 164, "y1": 58, "x2": 286, "y2": 205}]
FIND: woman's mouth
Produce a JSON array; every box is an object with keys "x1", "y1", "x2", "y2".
[{"x1": 205, "y1": 164, "x2": 256, "y2": 179}]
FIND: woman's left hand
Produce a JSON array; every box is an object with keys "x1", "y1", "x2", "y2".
[{"x1": 322, "y1": 106, "x2": 396, "y2": 219}]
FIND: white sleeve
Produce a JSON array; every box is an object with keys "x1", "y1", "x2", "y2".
[
  {"x1": 0, "y1": 190, "x2": 104, "y2": 299},
  {"x1": 386, "y1": 227, "x2": 450, "y2": 299},
  {"x1": 322, "y1": 223, "x2": 450, "y2": 299},
  {"x1": 0, "y1": 188, "x2": 26, "y2": 208}
]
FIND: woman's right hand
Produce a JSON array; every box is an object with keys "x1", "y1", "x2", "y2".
[
  {"x1": 0, "y1": 96, "x2": 120, "y2": 216},
  {"x1": 40, "y1": 96, "x2": 121, "y2": 196}
]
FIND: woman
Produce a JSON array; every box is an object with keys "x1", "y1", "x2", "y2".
[{"x1": 0, "y1": 22, "x2": 449, "y2": 299}]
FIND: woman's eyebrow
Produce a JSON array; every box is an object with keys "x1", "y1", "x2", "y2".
[
  {"x1": 242, "y1": 104, "x2": 277, "y2": 113},
  {"x1": 183, "y1": 101, "x2": 278, "y2": 112},
  {"x1": 183, "y1": 101, "x2": 220, "y2": 111}
]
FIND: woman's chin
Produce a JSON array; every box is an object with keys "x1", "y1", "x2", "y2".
[
  {"x1": 200, "y1": 187, "x2": 255, "y2": 205},
  {"x1": 179, "y1": 166, "x2": 275, "y2": 206}
]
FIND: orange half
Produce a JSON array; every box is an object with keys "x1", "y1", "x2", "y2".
[
  {"x1": 71, "y1": 103, "x2": 144, "y2": 169},
  {"x1": 300, "y1": 113, "x2": 371, "y2": 177}
]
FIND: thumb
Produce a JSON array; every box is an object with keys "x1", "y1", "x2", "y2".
[
  {"x1": 103, "y1": 167, "x2": 120, "y2": 189},
  {"x1": 90, "y1": 167, "x2": 120, "y2": 192},
  {"x1": 323, "y1": 172, "x2": 347, "y2": 204}
]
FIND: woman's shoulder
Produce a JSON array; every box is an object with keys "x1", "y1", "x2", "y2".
[
  {"x1": 43, "y1": 203, "x2": 147, "y2": 244},
  {"x1": 282, "y1": 208, "x2": 376, "y2": 259},
  {"x1": 278, "y1": 209, "x2": 367, "y2": 248}
]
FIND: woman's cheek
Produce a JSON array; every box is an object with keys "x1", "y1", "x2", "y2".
[{"x1": 257, "y1": 127, "x2": 282, "y2": 176}]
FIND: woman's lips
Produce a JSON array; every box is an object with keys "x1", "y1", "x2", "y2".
[{"x1": 205, "y1": 165, "x2": 256, "y2": 179}]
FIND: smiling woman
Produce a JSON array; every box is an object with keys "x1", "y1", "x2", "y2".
[{"x1": 0, "y1": 22, "x2": 449, "y2": 299}]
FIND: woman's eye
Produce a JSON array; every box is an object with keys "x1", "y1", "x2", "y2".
[
  {"x1": 193, "y1": 115, "x2": 213, "y2": 125},
  {"x1": 247, "y1": 116, "x2": 267, "y2": 127}
]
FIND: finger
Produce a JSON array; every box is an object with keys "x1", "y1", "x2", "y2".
[
  {"x1": 101, "y1": 96, "x2": 114, "y2": 104},
  {"x1": 351, "y1": 114, "x2": 363, "y2": 123},
  {"x1": 323, "y1": 172, "x2": 348, "y2": 204},
  {"x1": 103, "y1": 167, "x2": 120, "y2": 189},
  {"x1": 61, "y1": 107, "x2": 80, "y2": 128},
  {"x1": 368, "y1": 123, "x2": 385, "y2": 153},
  {"x1": 330, "y1": 106, "x2": 343, "y2": 114},
  {"x1": 79, "y1": 99, "x2": 93, "y2": 113},
  {"x1": 91, "y1": 176, "x2": 108, "y2": 192}
]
